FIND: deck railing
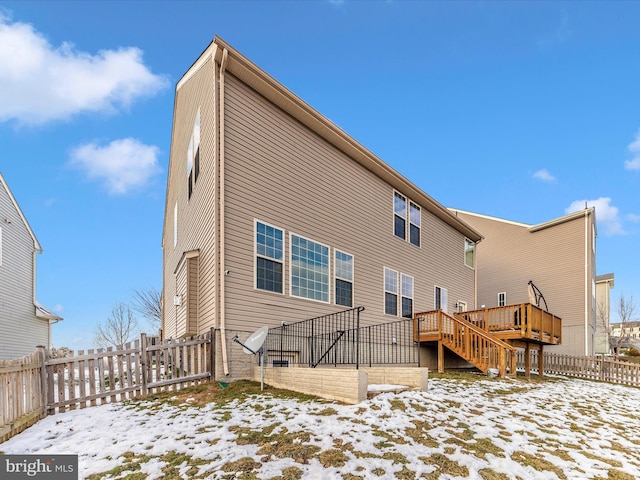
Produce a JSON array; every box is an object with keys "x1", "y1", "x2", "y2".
[{"x1": 458, "y1": 303, "x2": 562, "y2": 344}]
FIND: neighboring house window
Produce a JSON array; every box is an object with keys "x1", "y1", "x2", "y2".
[
  {"x1": 498, "y1": 292, "x2": 506, "y2": 307},
  {"x1": 256, "y1": 221, "x2": 284, "y2": 293},
  {"x1": 401, "y1": 274, "x2": 414, "y2": 318},
  {"x1": 457, "y1": 301, "x2": 467, "y2": 313},
  {"x1": 435, "y1": 286, "x2": 448, "y2": 313},
  {"x1": 335, "y1": 250, "x2": 353, "y2": 307},
  {"x1": 173, "y1": 202, "x2": 178, "y2": 248},
  {"x1": 393, "y1": 192, "x2": 421, "y2": 247},
  {"x1": 393, "y1": 193, "x2": 406, "y2": 240},
  {"x1": 384, "y1": 267, "x2": 398, "y2": 315},
  {"x1": 187, "y1": 109, "x2": 201, "y2": 199},
  {"x1": 464, "y1": 238, "x2": 475, "y2": 268},
  {"x1": 291, "y1": 234, "x2": 329, "y2": 302}
]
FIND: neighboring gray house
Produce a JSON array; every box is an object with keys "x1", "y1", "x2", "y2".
[
  {"x1": 448, "y1": 208, "x2": 597, "y2": 356},
  {"x1": 0, "y1": 172, "x2": 61, "y2": 359},
  {"x1": 162, "y1": 37, "x2": 484, "y2": 379}
]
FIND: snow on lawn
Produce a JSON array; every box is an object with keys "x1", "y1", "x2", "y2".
[{"x1": 2, "y1": 375, "x2": 640, "y2": 479}]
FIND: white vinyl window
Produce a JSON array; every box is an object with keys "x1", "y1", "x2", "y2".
[
  {"x1": 393, "y1": 192, "x2": 421, "y2": 247},
  {"x1": 401, "y1": 274, "x2": 414, "y2": 318},
  {"x1": 256, "y1": 221, "x2": 284, "y2": 294},
  {"x1": 290, "y1": 234, "x2": 329, "y2": 303},
  {"x1": 498, "y1": 292, "x2": 507, "y2": 307},
  {"x1": 384, "y1": 267, "x2": 398, "y2": 315},
  {"x1": 464, "y1": 238, "x2": 475, "y2": 269},
  {"x1": 335, "y1": 250, "x2": 353, "y2": 307},
  {"x1": 187, "y1": 109, "x2": 201, "y2": 199}
]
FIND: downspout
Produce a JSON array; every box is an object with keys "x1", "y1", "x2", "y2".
[
  {"x1": 584, "y1": 209, "x2": 589, "y2": 355},
  {"x1": 219, "y1": 47, "x2": 230, "y2": 375}
]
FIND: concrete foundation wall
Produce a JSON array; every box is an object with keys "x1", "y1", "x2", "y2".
[{"x1": 252, "y1": 366, "x2": 428, "y2": 404}]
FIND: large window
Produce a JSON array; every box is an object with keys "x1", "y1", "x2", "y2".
[
  {"x1": 256, "y1": 221, "x2": 284, "y2": 293},
  {"x1": 335, "y1": 250, "x2": 353, "y2": 307},
  {"x1": 291, "y1": 234, "x2": 329, "y2": 302},
  {"x1": 401, "y1": 274, "x2": 414, "y2": 318},
  {"x1": 393, "y1": 192, "x2": 421, "y2": 247},
  {"x1": 187, "y1": 109, "x2": 201, "y2": 199},
  {"x1": 384, "y1": 268, "x2": 398, "y2": 315},
  {"x1": 464, "y1": 238, "x2": 475, "y2": 268}
]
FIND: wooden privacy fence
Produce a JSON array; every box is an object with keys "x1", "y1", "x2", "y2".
[
  {"x1": 1, "y1": 330, "x2": 214, "y2": 442},
  {"x1": 0, "y1": 349, "x2": 47, "y2": 443},
  {"x1": 517, "y1": 351, "x2": 640, "y2": 387}
]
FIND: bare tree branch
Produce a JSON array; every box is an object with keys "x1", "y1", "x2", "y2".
[
  {"x1": 611, "y1": 294, "x2": 637, "y2": 355},
  {"x1": 130, "y1": 286, "x2": 162, "y2": 334},
  {"x1": 94, "y1": 303, "x2": 140, "y2": 349}
]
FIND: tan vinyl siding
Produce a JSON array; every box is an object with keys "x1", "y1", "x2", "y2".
[
  {"x1": 0, "y1": 179, "x2": 48, "y2": 359},
  {"x1": 162, "y1": 55, "x2": 218, "y2": 340},
  {"x1": 454, "y1": 210, "x2": 595, "y2": 355},
  {"x1": 221, "y1": 73, "x2": 475, "y2": 333}
]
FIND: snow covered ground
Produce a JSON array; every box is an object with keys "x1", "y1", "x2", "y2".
[{"x1": 2, "y1": 375, "x2": 639, "y2": 479}]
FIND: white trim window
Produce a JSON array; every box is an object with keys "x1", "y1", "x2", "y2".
[
  {"x1": 393, "y1": 193, "x2": 407, "y2": 241},
  {"x1": 290, "y1": 234, "x2": 329, "y2": 302},
  {"x1": 409, "y1": 202, "x2": 421, "y2": 247},
  {"x1": 256, "y1": 221, "x2": 284, "y2": 293},
  {"x1": 187, "y1": 109, "x2": 201, "y2": 199},
  {"x1": 498, "y1": 292, "x2": 507, "y2": 307},
  {"x1": 335, "y1": 250, "x2": 353, "y2": 307},
  {"x1": 464, "y1": 238, "x2": 475, "y2": 269},
  {"x1": 384, "y1": 267, "x2": 398, "y2": 315},
  {"x1": 401, "y1": 274, "x2": 414, "y2": 318},
  {"x1": 435, "y1": 286, "x2": 448, "y2": 313},
  {"x1": 393, "y1": 192, "x2": 421, "y2": 247}
]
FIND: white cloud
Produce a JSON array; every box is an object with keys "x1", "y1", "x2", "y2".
[
  {"x1": 0, "y1": 14, "x2": 168, "y2": 125},
  {"x1": 627, "y1": 213, "x2": 640, "y2": 223},
  {"x1": 532, "y1": 169, "x2": 556, "y2": 182},
  {"x1": 624, "y1": 129, "x2": 640, "y2": 170},
  {"x1": 69, "y1": 138, "x2": 161, "y2": 195},
  {"x1": 565, "y1": 197, "x2": 624, "y2": 236}
]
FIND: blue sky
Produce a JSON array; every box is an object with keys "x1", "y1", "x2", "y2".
[{"x1": 1, "y1": 1, "x2": 639, "y2": 351}]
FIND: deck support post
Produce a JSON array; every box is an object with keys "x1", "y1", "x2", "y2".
[
  {"x1": 524, "y1": 343, "x2": 531, "y2": 379},
  {"x1": 437, "y1": 342, "x2": 444, "y2": 373},
  {"x1": 538, "y1": 345, "x2": 544, "y2": 377}
]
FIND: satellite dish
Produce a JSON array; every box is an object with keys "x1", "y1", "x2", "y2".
[
  {"x1": 233, "y1": 326, "x2": 269, "y2": 391},
  {"x1": 242, "y1": 326, "x2": 268, "y2": 355}
]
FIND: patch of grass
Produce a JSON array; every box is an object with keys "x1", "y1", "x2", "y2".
[
  {"x1": 478, "y1": 469, "x2": 513, "y2": 479},
  {"x1": 511, "y1": 450, "x2": 567, "y2": 479},
  {"x1": 220, "y1": 457, "x2": 261, "y2": 474},
  {"x1": 318, "y1": 448, "x2": 350, "y2": 467},
  {"x1": 420, "y1": 453, "x2": 469, "y2": 478},
  {"x1": 381, "y1": 452, "x2": 409, "y2": 464},
  {"x1": 269, "y1": 466, "x2": 303, "y2": 480},
  {"x1": 85, "y1": 451, "x2": 151, "y2": 480},
  {"x1": 605, "y1": 469, "x2": 635, "y2": 480},
  {"x1": 389, "y1": 399, "x2": 407, "y2": 411},
  {"x1": 462, "y1": 437, "x2": 505, "y2": 459},
  {"x1": 315, "y1": 407, "x2": 338, "y2": 416},
  {"x1": 394, "y1": 465, "x2": 417, "y2": 479},
  {"x1": 372, "y1": 468, "x2": 386, "y2": 476},
  {"x1": 404, "y1": 421, "x2": 439, "y2": 448}
]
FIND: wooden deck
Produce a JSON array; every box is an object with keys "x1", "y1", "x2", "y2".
[{"x1": 413, "y1": 304, "x2": 562, "y2": 377}]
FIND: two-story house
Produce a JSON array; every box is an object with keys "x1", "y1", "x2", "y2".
[
  {"x1": 162, "y1": 37, "x2": 483, "y2": 379},
  {"x1": 0, "y1": 172, "x2": 62, "y2": 359}
]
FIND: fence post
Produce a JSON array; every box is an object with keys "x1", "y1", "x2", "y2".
[
  {"x1": 36, "y1": 345, "x2": 48, "y2": 419},
  {"x1": 140, "y1": 333, "x2": 148, "y2": 397}
]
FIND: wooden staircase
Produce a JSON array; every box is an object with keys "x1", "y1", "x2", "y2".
[{"x1": 414, "y1": 310, "x2": 517, "y2": 378}]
